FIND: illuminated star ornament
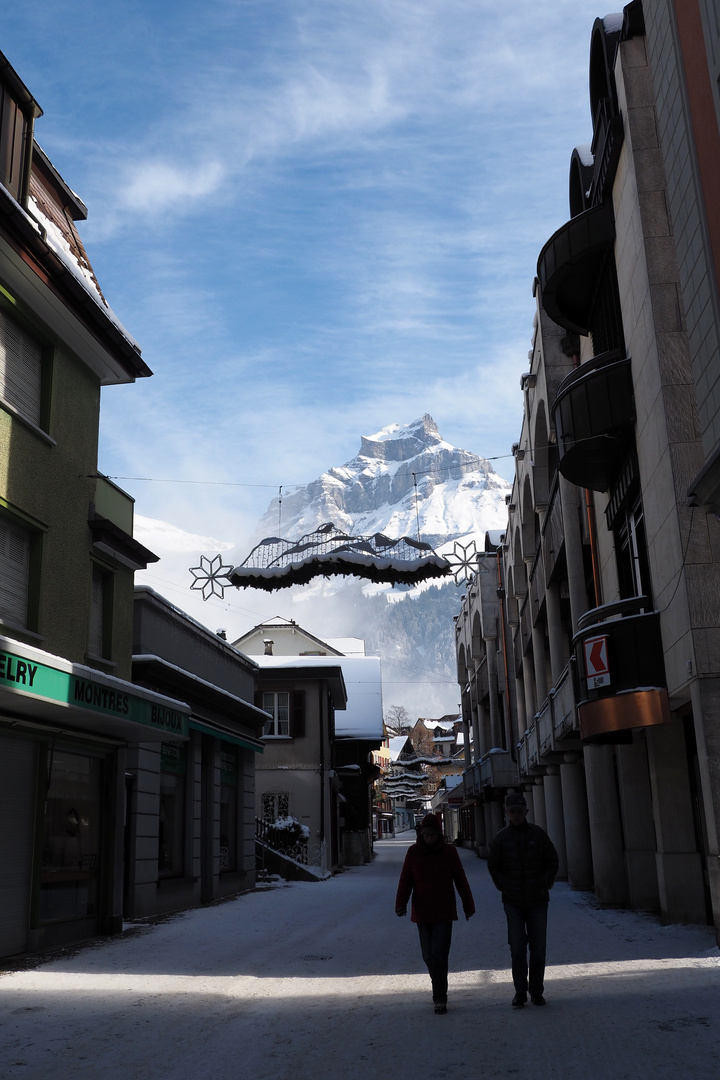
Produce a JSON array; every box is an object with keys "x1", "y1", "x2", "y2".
[
  {"x1": 189, "y1": 554, "x2": 234, "y2": 600},
  {"x1": 445, "y1": 539, "x2": 480, "y2": 586}
]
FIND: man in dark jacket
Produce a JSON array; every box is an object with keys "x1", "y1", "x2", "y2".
[
  {"x1": 395, "y1": 813, "x2": 475, "y2": 1014},
  {"x1": 487, "y1": 792, "x2": 559, "y2": 1008}
]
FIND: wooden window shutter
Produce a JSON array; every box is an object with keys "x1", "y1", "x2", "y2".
[
  {"x1": 88, "y1": 564, "x2": 104, "y2": 656},
  {"x1": 0, "y1": 311, "x2": 42, "y2": 427},
  {"x1": 0, "y1": 518, "x2": 30, "y2": 626},
  {"x1": 290, "y1": 690, "x2": 305, "y2": 738}
]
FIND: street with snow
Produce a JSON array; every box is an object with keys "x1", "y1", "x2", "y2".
[{"x1": 1, "y1": 835, "x2": 718, "y2": 1080}]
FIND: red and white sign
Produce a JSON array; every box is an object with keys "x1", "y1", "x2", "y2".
[{"x1": 583, "y1": 635, "x2": 610, "y2": 688}]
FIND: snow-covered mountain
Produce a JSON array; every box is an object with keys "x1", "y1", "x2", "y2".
[
  {"x1": 244, "y1": 416, "x2": 511, "y2": 720},
  {"x1": 253, "y1": 414, "x2": 510, "y2": 553}
]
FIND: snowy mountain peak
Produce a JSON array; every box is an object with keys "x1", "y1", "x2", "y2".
[
  {"x1": 253, "y1": 415, "x2": 510, "y2": 550},
  {"x1": 360, "y1": 414, "x2": 443, "y2": 461}
]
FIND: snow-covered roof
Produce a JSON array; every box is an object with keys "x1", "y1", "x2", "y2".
[
  {"x1": 388, "y1": 735, "x2": 411, "y2": 760},
  {"x1": 324, "y1": 637, "x2": 366, "y2": 655},
  {"x1": 253, "y1": 655, "x2": 383, "y2": 739}
]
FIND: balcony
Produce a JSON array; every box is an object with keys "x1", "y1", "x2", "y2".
[
  {"x1": 517, "y1": 667, "x2": 579, "y2": 776},
  {"x1": 89, "y1": 474, "x2": 158, "y2": 571},
  {"x1": 572, "y1": 597, "x2": 670, "y2": 743},
  {"x1": 537, "y1": 200, "x2": 615, "y2": 335},
  {"x1": 464, "y1": 749, "x2": 518, "y2": 800},
  {"x1": 552, "y1": 351, "x2": 635, "y2": 491}
]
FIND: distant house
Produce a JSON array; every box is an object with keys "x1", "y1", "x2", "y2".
[{"x1": 233, "y1": 618, "x2": 384, "y2": 867}]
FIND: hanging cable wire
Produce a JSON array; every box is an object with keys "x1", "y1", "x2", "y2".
[{"x1": 412, "y1": 473, "x2": 421, "y2": 541}]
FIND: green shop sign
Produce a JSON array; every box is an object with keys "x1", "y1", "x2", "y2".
[{"x1": 0, "y1": 649, "x2": 189, "y2": 737}]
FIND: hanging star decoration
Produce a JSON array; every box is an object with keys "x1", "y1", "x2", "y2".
[
  {"x1": 189, "y1": 554, "x2": 234, "y2": 600},
  {"x1": 445, "y1": 538, "x2": 481, "y2": 586}
]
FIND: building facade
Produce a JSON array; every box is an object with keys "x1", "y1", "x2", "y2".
[
  {"x1": 0, "y1": 53, "x2": 191, "y2": 958},
  {"x1": 456, "y1": 1, "x2": 720, "y2": 941},
  {"x1": 234, "y1": 618, "x2": 384, "y2": 868},
  {"x1": 125, "y1": 588, "x2": 266, "y2": 919}
]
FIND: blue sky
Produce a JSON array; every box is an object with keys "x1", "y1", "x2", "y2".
[{"x1": 3, "y1": 0, "x2": 605, "y2": 629}]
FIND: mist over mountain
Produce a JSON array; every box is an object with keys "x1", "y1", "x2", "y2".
[{"x1": 248, "y1": 415, "x2": 511, "y2": 719}]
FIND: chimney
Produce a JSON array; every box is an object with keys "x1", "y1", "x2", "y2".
[
  {"x1": 216, "y1": 629, "x2": 227, "y2": 640},
  {"x1": 263, "y1": 639, "x2": 274, "y2": 655}
]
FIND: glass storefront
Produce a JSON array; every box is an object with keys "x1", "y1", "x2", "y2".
[{"x1": 40, "y1": 750, "x2": 101, "y2": 923}]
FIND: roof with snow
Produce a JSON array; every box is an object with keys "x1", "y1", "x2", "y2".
[
  {"x1": 388, "y1": 735, "x2": 412, "y2": 760},
  {"x1": 253, "y1": 655, "x2": 383, "y2": 740},
  {"x1": 230, "y1": 523, "x2": 450, "y2": 590}
]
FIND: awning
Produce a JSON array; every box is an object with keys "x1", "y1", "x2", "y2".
[
  {"x1": 189, "y1": 718, "x2": 264, "y2": 754},
  {"x1": 0, "y1": 634, "x2": 190, "y2": 743}
]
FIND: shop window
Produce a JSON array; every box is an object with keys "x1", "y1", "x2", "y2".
[
  {"x1": 88, "y1": 563, "x2": 113, "y2": 660},
  {"x1": 262, "y1": 791, "x2": 290, "y2": 823},
  {"x1": 0, "y1": 309, "x2": 43, "y2": 428},
  {"x1": 219, "y1": 746, "x2": 238, "y2": 872},
  {"x1": 262, "y1": 691, "x2": 289, "y2": 737},
  {"x1": 159, "y1": 742, "x2": 187, "y2": 878},
  {"x1": 39, "y1": 750, "x2": 101, "y2": 923}
]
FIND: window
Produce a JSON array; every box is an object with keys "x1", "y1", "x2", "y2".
[
  {"x1": 0, "y1": 516, "x2": 30, "y2": 627},
  {"x1": 260, "y1": 689, "x2": 305, "y2": 738},
  {"x1": 262, "y1": 791, "x2": 289, "y2": 823},
  {"x1": 158, "y1": 742, "x2": 187, "y2": 878},
  {"x1": 0, "y1": 85, "x2": 28, "y2": 201},
  {"x1": 219, "y1": 746, "x2": 238, "y2": 873},
  {"x1": 0, "y1": 310, "x2": 42, "y2": 427},
  {"x1": 262, "y1": 691, "x2": 290, "y2": 737},
  {"x1": 615, "y1": 494, "x2": 651, "y2": 602},
  {"x1": 39, "y1": 750, "x2": 101, "y2": 923},
  {"x1": 88, "y1": 563, "x2": 113, "y2": 660}
]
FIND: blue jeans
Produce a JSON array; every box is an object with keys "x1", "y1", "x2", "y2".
[
  {"x1": 503, "y1": 902, "x2": 548, "y2": 996},
  {"x1": 417, "y1": 921, "x2": 453, "y2": 1004}
]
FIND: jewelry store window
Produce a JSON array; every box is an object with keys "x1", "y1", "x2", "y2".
[{"x1": 40, "y1": 749, "x2": 101, "y2": 923}]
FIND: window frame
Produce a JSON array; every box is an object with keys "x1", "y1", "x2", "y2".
[
  {"x1": 0, "y1": 507, "x2": 43, "y2": 636},
  {"x1": 0, "y1": 301, "x2": 54, "y2": 440},
  {"x1": 262, "y1": 690, "x2": 290, "y2": 738},
  {"x1": 87, "y1": 561, "x2": 114, "y2": 663}
]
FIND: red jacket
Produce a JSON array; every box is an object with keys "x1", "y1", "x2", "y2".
[{"x1": 395, "y1": 840, "x2": 475, "y2": 923}]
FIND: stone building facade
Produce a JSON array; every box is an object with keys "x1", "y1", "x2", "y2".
[{"x1": 456, "y1": 1, "x2": 720, "y2": 941}]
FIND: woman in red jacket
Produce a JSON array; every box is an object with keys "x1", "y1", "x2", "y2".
[{"x1": 395, "y1": 814, "x2": 475, "y2": 1013}]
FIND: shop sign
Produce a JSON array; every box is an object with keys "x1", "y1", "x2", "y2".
[
  {"x1": 0, "y1": 647, "x2": 189, "y2": 736},
  {"x1": 583, "y1": 635, "x2": 610, "y2": 689}
]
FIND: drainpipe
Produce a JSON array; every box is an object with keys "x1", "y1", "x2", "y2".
[
  {"x1": 569, "y1": 348, "x2": 603, "y2": 609},
  {"x1": 496, "y1": 552, "x2": 517, "y2": 761}
]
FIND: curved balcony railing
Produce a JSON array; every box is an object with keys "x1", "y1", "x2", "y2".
[
  {"x1": 537, "y1": 200, "x2": 615, "y2": 334},
  {"x1": 572, "y1": 598, "x2": 670, "y2": 742},
  {"x1": 552, "y1": 351, "x2": 635, "y2": 491}
]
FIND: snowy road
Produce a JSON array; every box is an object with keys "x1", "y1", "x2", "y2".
[{"x1": 1, "y1": 835, "x2": 719, "y2": 1080}]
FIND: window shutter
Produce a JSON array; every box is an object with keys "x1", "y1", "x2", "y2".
[
  {"x1": 88, "y1": 565, "x2": 104, "y2": 656},
  {"x1": 0, "y1": 518, "x2": 30, "y2": 626},
  {"x1": 290, "y1": 690, "x2": 306, "y2": 738},
  {"x1": 0, "y1": 312, "x2": 42, "y2": 427}
]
